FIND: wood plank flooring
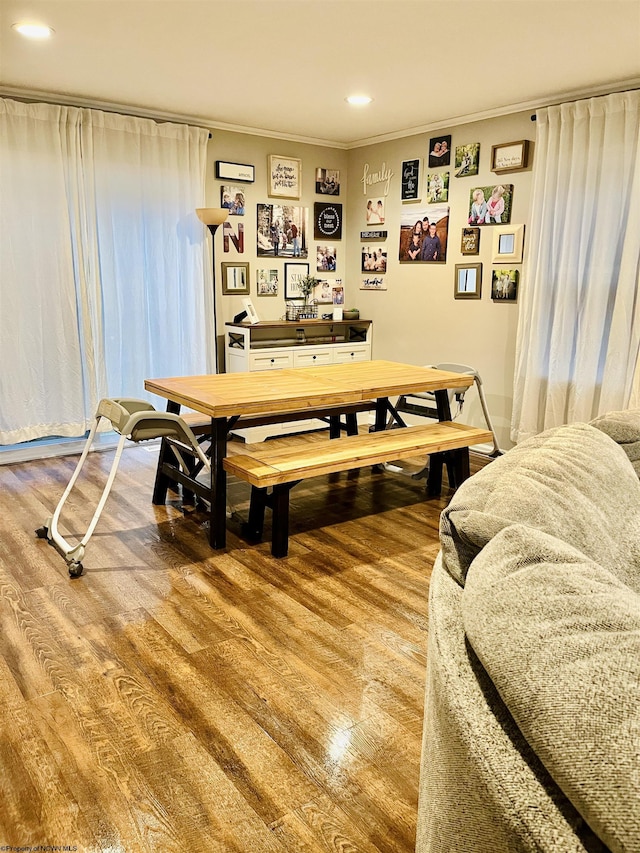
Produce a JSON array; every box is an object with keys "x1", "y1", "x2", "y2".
[{"x1": 0, "y1": 432, "x2": 489, "y2": 853}]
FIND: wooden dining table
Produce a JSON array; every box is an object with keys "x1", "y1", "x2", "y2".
[{"x1": 144, "y1": 360, "x2": 475, "y2": 549}]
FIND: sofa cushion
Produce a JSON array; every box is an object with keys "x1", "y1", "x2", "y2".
[
  {"x1": 440, "y1": 421, "x2": 640, "y2": 590},
  {"x1": 462, "y1": 524, "x2": 640, "y2": 853},
  {"x1": 591, "y1": 408, "x2": 640, "y2": 475}
]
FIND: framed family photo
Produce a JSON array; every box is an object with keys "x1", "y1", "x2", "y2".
[
  {"x1": 491, "y1": 269, "x2": 519, "y2": 301},
  {"x1": 268, "y1": 155, "x2": 302, "y2": 199},
  {"x1": 468, "y1": 185, "x2": 514, "y2": 225},
  {"x1": 455, "y1": 143, "x2": 480, "y2": 177},
  {"x1": 428, "y1": 135, "x2": 451, "y2": 168},
  {"x1": 425, "y1": 172, "x2": 449, "y2": 203},
  {"x1": 315, "y1": 168, "x2": 340, "y2": 195},
  {"x1": 220, "y1": 185, "x2": 245, "y2": 215},
  {"x1": 221, "y1": 262, "x2": 250, "y2": 295},
  {"x1": 256, "y1": 268, "x2": 279, "y2": 296}
]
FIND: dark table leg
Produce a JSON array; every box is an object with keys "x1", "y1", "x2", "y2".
[
  {"x1": 209, "y1": 417, "x2": 228, "y2": 549},
  {"x1": 374, "y1": 397, "x2": 389, "y2": 431},
  {"x1": 152, "y1": 400, "x2": 181, "y2": 504},
  {"x1": 434, "y1": 389, "x2": 452, "y2": 421}
]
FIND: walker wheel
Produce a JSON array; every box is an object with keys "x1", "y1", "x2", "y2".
[
  {"x1": 35, "y1": 525, "x2": 49, "y2": 539},
  {"x1": 68, "y1": 562, "x2": 84, "y2": 579}
]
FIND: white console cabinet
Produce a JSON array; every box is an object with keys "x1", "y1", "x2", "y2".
[{"x1": 225, "y1": 319, "x2": 372, "y2": 440}]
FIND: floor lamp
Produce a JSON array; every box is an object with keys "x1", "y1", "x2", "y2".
[{"x1": 196, "y1": 207, "x2": 229, "y2": 373}]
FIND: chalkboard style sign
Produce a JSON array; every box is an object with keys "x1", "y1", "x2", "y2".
[
  {"x1": 401, "y1": 158, "x2": 421, "y2": 201},
  {"x1": 314, "y1": 203, "x2": 343, "y2": 240}
]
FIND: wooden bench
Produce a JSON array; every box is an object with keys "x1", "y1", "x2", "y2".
[{"x1": 223, "y1": 421, "x2": 494, "y2": 557}]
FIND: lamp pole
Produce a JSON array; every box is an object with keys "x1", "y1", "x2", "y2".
[{"x1": 196, "y1": 207, "x2": 229, "y2": 373}]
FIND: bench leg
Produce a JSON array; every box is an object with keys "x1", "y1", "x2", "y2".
[
  {"x1": 271, "y1": 484, "x2": 291, "y2": 558},
  {"x1": 450, "y1": 448, "x2": 470, "y2": 488},
  {"x1": 242, "y1": 486, "x2": 267, "y2": 541},
  {"x1": 345, "y1": 413, "x2": 359, "y2": 436},
  {"x1": 329, "y1": 415, "x2": 341, "y2": 439},
  {"x1": 427, "y1": 452, "x2": 445, "y2": 497}
]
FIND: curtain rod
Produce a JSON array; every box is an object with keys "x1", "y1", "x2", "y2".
[{"x1": 531, "y1": 84, "x2": 640, "y2": 120}]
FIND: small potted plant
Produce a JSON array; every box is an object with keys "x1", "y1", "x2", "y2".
[
  {"x1": 298, "y1": 274, "x2": 319, "y2": 306},
  {"x1": 297, "y1": 274, "x2": 319, "y2": 318},
  {"x1": 342, "y1": 307, "x2": 360, "y2": 320}
]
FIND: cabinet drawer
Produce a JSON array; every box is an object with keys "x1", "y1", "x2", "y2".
[
  {"x1": 249, "y1": 352, "x2": 293, "y2": 371},
  {"x1": 293, "y1": 349, "x2": 333, "y2": 368},
  {"x1": 333, "y1": 345, "x2": 370, "y2": 363}
]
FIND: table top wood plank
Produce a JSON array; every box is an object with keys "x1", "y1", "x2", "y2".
[{"x1": 145, "y1": 362, "x2": 475, "y2": 420}]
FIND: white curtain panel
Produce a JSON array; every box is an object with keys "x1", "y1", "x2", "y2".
[
  {"x1": 511, "y1": 92, "x2": 640, "y2": 444},
  {"x1": 79, "y1": 110, "x2": 211, "y2": 398},
  {"x1": 0, "y1": 100, "x2": 90, "y2": 443},
  {"x1": 0, "y1": 98, "x2": 210, "y2": 445}
]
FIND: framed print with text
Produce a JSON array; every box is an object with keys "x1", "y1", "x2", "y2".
[
  {"x1": 284, "y1": 262, "x2": 310, "y2": 299},
  {"x1": 491, "y1": 140, "x2": 530, "y2": 173},
  {"x1": 461, "y1": 227, "x2": 480, "y2": 255},
  {"x1": 268, "y1": 155, "x2": 302, "y2": 199},
  {"x1": 215, "y1": 160, "x2": 255, "y2": 182},
  {"x1": 314, "y1": 202, "x2": 342, "y2": 240}
]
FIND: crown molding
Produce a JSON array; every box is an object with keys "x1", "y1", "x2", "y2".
[
  {"x1": 0, "y1": 86, "x2": 349, "y2": 150},
  {"x1": 346, "y1": 77, "x2": 640, "y2": 148},
  {"x1": 2, "y1": 77, "x2": 639, "y2": 151}
]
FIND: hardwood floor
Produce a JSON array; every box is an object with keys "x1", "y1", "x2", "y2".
[{"x1": 0, "y1": 433, "x2": 489, "y2": 853}]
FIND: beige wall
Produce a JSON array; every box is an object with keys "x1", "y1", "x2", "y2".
[{"x1": 206, "y1": 113, "x2": 536, "y2": 449}]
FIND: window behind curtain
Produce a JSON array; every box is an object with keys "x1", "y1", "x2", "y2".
[{"x1": 0, "y1": 99, "x2": 212, "y2": 448}]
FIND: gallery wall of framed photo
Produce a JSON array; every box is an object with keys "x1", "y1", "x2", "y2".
[
  {"x1": 344, "y1": 107, "x2": 536, "y2": 451},
  {"x1": 202, "y1": 106, "x2": 537, "y2": 450},
  {"x1": 202, "y1": 129, "x2": 349, "y2": 334}
]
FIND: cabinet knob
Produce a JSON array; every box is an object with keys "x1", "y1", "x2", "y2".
[
  {"x1": 350, "y1": 352, "x2": 354, "y2": 357},
  {"x1": 270, "y1": 358, "x2": 275, "y2": 363},
  {"x1": 312, "y1": 355, "x2": 317, "y2": 360}
]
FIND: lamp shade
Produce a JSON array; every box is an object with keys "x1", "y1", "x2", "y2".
[{"x1": 196, "y1": 207, "x2": 229, "y2": 226}]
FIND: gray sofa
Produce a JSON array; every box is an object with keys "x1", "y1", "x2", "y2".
[{"x1": 416, "y1": 417, "x2": 640, "y2": 853}]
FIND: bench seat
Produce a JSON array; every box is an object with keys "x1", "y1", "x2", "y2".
[{"x1": 224, "y1": 421, "x2": 493, "y2": 556}]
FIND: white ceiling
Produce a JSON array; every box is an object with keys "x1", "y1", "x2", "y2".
[{"x1": 1, "y1": 0, "x2": 639, "y2": 147}]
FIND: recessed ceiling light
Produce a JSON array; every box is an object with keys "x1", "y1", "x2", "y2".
[
  {"x1": 12, "y1": 22, "x2": 54, "y2": 39},
  {"x1": 346, "y1": 95, "x2": 373, "y2": 107}
]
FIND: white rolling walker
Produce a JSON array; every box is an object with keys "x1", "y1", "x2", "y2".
[
  {"x1": 384, "y1": 363, "x2": 503, "y2": 478},
  {"x1": 36, "y1": 398, "x2": 211, "y2": 578}
]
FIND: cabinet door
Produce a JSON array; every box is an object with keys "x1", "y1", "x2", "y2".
[
  {"x1": 333, "y1": 345, "x2": 370, "y2": 363},
  {"x1": 249, "y1": 352, "x2": 294, "y2": 371},
  {"x1": 293, "y1": 349, "x2": 333, "y2": 368}
]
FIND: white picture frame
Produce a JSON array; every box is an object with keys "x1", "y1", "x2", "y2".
[
  {"x1": 242, "y1": 298, "x2": 260, "y2": 324},
  {"x1": 268, "y1": 155, "x2": 302, "y2": 199},
  {"x1": 492, "y1": 224, "x2": 525, "y2": 263}
]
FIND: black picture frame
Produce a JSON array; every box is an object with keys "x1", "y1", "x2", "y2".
[
  {"x1": 314, "y1": 202, "x2": 343, "y2": 240},
  {"x1": 401, "y1": 158, "x2": 421, "y2": 201},
  {"x1": 215, "y1": 161, "x2": 255, "y2": 183}
]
